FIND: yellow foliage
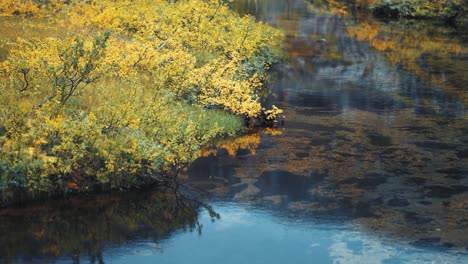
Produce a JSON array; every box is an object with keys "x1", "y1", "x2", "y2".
[
  {"x1": 201, "y1": 131, "x2": 262, "y2": 157},
  {"x1": 371, "y1": 39, "x2": 396, "y2": 51},
  {"x1": 263, "y1": 105, "x2": 283, "y2": 121},
  {"x1": 354, "y1": 0, "x2": 380, "y2": 8},
  {"x1": 346, "y1": 18, "x2": 468, "y2": 104},
  {"x1": 0, "y1": 0, "x2": 42, "y2": 17},
  {"x1": 347, "y1": 22, "x2": 380, "y2": 41},
  {"x1": 263, "y1": 127, "x2": 283, "y2": 136},
  {"x1": 0, "y1": 0, "x2": 283, "y2": 195},
  {"x1": 64, "y1": 0, "x2": 283, "y2": 117},
  {"x1": 0, "y1": 0, "x2": 65, "y2": 17}
]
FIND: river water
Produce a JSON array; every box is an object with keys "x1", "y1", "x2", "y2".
[{"x1": 1, "y1": 0, "x2": 468, "y2": 263}]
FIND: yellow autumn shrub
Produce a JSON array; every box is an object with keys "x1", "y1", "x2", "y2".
[
  {"x1": 0, "y1": 0, "x2": 284, "y2": 199},
  {"x1": 64, "y1": 0, "x2": 283, "y2": 115},
  {"x1": 0, "y1": 0, "x2": 66, "y2": 17}
]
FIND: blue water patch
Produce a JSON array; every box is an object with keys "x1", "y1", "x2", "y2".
[{"x1": 89, "y1": 203, "x2": 467, "y2": 264}]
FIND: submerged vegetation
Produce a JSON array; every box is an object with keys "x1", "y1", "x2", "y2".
[{"x1": 0, "y1": 0, "x2": 283, "y2": 202}]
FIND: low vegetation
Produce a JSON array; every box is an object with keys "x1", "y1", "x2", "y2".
[
  {"x1": 0, "y1": 0, "x2": 284, "y2": 202},
  {"x1": 354, "y1": 0, "x2": 467, "y2": 30}
]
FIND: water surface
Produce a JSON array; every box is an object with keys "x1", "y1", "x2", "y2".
[{"x1": 1, "y1": 0, "x2": 468, "y2": 263}]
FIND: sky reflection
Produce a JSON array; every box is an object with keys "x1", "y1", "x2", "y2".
[{"x1": 105, "y1": 203, "x2": 467, "y2": 264}]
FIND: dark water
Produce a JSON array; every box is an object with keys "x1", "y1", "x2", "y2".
[{"x1": 2, "y1": 0, "x2": 468, "y2": 263}]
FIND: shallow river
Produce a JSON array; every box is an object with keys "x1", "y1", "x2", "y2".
[{"x1": 1, "y1": 0, "x2": 468, "y2": 263}]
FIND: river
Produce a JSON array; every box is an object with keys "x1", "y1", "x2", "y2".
[{"x1": 1, "y1": 0, "x2": 468, "y2": 263}]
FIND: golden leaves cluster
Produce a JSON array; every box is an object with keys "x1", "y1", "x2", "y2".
[
  {"x1": 65, "y1": 0, "x2": 283, "y2": 115},
  {"x1": 0, "y1": 0, "x2": 283, "y2": 195}
]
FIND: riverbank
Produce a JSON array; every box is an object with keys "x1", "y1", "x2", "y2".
[
  {"x1": 351, "y1": 0, "x2": 467, "y2": 32},
  {"x1": 0, "y1": 0, "x2": 284, "y2": 205}
]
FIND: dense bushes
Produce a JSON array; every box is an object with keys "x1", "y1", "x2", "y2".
[
  {"x1": 312, "y1": 0, "x2": 466, "y2": 30},
  {"x1": 369, "y1": 0, "x2": 465, "y2": 20},
  {"x1": 0, "y1": 0, "x2": 283, "y2": 201}
]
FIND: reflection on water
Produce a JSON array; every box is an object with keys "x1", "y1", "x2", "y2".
[
  {"x1": 0, "y1": 188, "x2": 218, "y2": 263},
  {"x1": 107, "y1": 204, "x2": 468, "y2": 264},
  {"x1": 346, "y1": 18, "x2": 468, "y2": 104},
  {"x1": 1, "y1": 0, "x2": 468, "y2": 263},
  {"x1": 193, "y1": 0, "x2": 468, "y2": 253}
]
